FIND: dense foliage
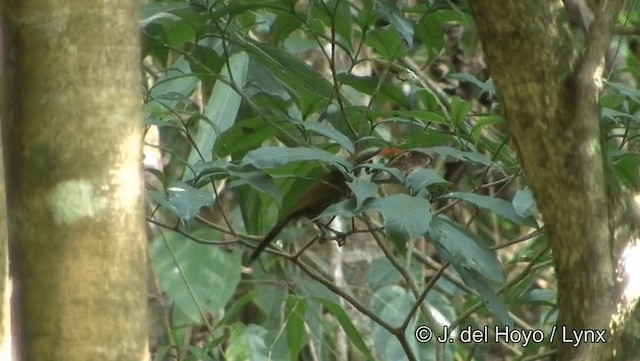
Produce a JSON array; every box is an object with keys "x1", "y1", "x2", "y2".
[{"x1": 141, "y1": 1, "x2": 640, "y2": 360}]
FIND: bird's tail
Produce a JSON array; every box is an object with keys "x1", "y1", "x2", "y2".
[{"x1": 248, "y1": 211, "x2": 297, "y2": 263}]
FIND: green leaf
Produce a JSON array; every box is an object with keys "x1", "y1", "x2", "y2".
[
  {"x1": 241, "y1": 147, "x2": 351, "y2": 171},
  {"x1": 405, "y1": 169, "x2": 450, "y2": 192},
  {"x1": 214, "y1": 292, "x2": 256, "y2": 329},
  {"x1": 315, "y1": 198, "x2": 360, "y2": 219},
  {"x1": 374, "y1": 194, "x2": 432, "y2": 236},
  {"x1": 285, "y1": 296, "x2": 308, "y2": 361},
  {"x1": 333, "y1": 0, "x2": 354, "y2": 52},
  {"x1": 149, "y1": 58, "x2": 199, "y2": 108},
  {"x1": 150, "y1": 181, "x2": 213, "y2": 221},
  {"x1": 313, "y1": 297, "x2": 375, "y2": 361},
  {"x1": 450, "y1": 96, "x2": 471, "y2": 126},
  {"x1": 271, "y1": 12, "x2": 303, "y2": 44},
  {"x1": 347, "y1": 179, "x2": 379, "y2": 211},
  {"x1": 364, "y1": 27, "x2": 406, "y2": 60},
  {"x1": 152, "y1": 231, "x2": 242, "y2": 323},
  {"x1": 240, "y1": 40, "x2": 332, "y2": 114},
  {"x1": 421, "y1": 146, "x2": 493, "y2": 166},
  {"x1": 427, "y1": 217, "x2": 503, "y2": 283},
  {"x1": 375, "y1": 1, "x2": 414, "y2": 46},
  {"x1": 237, "y1": 184, "x2": 268, "y2": 235},
  {"x1": 369, "y1": 285, "x2": 422, "y2": 359},
  {"x1": 445, "y1": 191, "x2": 538, "y2": 227},
  {"x1": 186, "y1": 51, "x2": 249, "y2": 171},
  {"x1": 471, "y1": 115, "x2": 504, "y2": 140},
  {"x1": 214, "y1": 117, "x2": 279, "y2": 158},
  {"x1": 337, "y1": 74, "x2": 412, "y2": 109},
  {"x1": 513, "y1": 187, "x2": 536, "y2": 218},
  {"x1": 610, "y1": 149, "x2": 640, "y2": 187},
  {"x1": 303, "y1": 122, "x2": 355, "y2": 153},
  {"x1": 455, "y1": 266, "x2": 513, "y2": 326},
  {"x1": 356, "y1": 0, "x2": 376, "y2": 28},
  {"x1": 228, "y1": 172, "x2": 283, "y2": 205}
]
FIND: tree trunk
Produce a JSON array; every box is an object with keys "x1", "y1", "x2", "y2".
[
  {"x1": 2, "y1": 1, "x2": 148, "y2": 360},
  {"x1": 469, "y1": 1, "x2": 638, "y2": 359}
]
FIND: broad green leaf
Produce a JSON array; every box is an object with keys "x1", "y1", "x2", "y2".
[
  {"x1": 303, "y1": 122, "x2": 355, "y2": 153},
  {"x1": 445, "y1": 191, "x2": 538, "y2": 227},
  {"x1": 285, "y1": 297, "x2": 308, "y2": 361},
  {"x1": 374, "y1": 194, "x2": 432, "y2": 236},
  {"x1": 364, "y1": 162, "x2": 405, "y2": 182},
  {"x1": 448, "y1": 73, "x2": 495, "y2": 95},
  {"x1": 427, "y1": 217, "x2": 503, "y2": 283},
  {"x1": 244, "y1": 324, "x2": 289, "y2": 361},
  {"x1": 271, "y1": 12, "x2": 303, "y2": 44},
  {"x1": 471, "y1": 115, "x2": 504, "y2": 140},
  {"x1": 356, "y1": 0, "x2": 376, "y2": 28},
  {"x1": 241, "y1": 147, "x2": 351, "y2": 171},
  {"x1": 333, "y1": 0, "x2": 354, "y2": 52},
  {"x1": 375, "y1": 1, "x2": 414, "y2": 46},
  {"x1": 228, "y1": 172, "x2": 282, "y2": 205},
  {"x1": 188, "y1": 347, "x2": 215, "y2": 361},
  {"x1": 150, "y1": 181, "x2": 213, "y2": 221},
  {"x1": 313, "y1": 297, "x2": 375, "y2": 361},
  {"x1": 149, "y1": 58, "x2": 199, "y2": 108},
  {"x1": 214, "y1": 292, "x2": 256, "y2": 329},
  {"x1": 315, "y1": 198, "x2": 361, "y2": 219},
  {"x1": 370, "y1": 286, "x2": 423, "y2": 360},
  {"x1": 347, "y1": 179, "x2": 379, "y2": 211},
  {"x1": 337, "y1": 74, "x2": 411, "y2": 109},
  {"x1": 405, "y1": 169, "x2": 449, "y2": 192},
  {"x1": 454, "y1": 266, "x2": 513, "y2": 326},
  {"x1": 364, "y1": 27, "x2": 406, "y2": 60},
  {"x1": 237, "y1": 184, "x2": 268, "y2": 235},
  {"x1": 421, "y1": 146, "x2": 493, "y2": 166},
  {"x1": 526, "y1": 289, "x2": 556, "y2": 306},
  {"x1": 610, "y1": 149, "x2": 640, "y2": 187},
  {"x1": 214, "y1": 117, "x2": 279, "y2": 158},
  {"x1": 450, "y1": 96, "x2": 471, "y2": 126},
  {"x1": 239, "y1": 40, "x2": 332, "y2": 114},
  {"x1": 513, "y1": 187, "x2": 536, "y2": 218},
  {"x1": 185, "y1": 51, "x2": 249, "y2": 171},
  {"x1": 607, "y1": 81, "x2": 640, "y2": 103},
  {"x1": 152, "y1": 231, "x2": 242, "y2": 323}
]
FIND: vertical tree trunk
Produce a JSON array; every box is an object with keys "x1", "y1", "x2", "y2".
[
  {"x1": 2, "y1": 1, "x2": 148, "y2": 360},
  {"x1": 469, "y1": 1, "x2": 635, "y2": 359}
]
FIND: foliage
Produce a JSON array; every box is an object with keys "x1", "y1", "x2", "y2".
[{"x1": 141, "y1": 0, "x2": 639, "y2": 360}]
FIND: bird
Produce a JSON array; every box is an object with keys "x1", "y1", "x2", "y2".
[{"x1": 248, "y1": 148, "x2": 382, "y2": 263}]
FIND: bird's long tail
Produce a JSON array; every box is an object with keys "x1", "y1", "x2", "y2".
[{"x1": 248, "y1": 211, "x2": 298, "y2": 263}]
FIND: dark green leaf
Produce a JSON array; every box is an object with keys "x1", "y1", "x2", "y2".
[
  {"x1": 405, "y1": 169, "x2": 450, "y2": 192},
  {"x1": 157, "y1": 181, "x2": 213, "y2": 221},
  {"x1": 450, "y1": 96, "x2": 471, "y2": 126},
  {"x1": 241, "y1": 147, "x2": 351, "y2": 171},
  {"x1": 303, "y1": 122, "x2": 355, "y2": 153},
  {"x1": 427, "y1": 217, "x2": 503, "y2": 283},
  {"x1": 375, "y1": 1, "x2": 414, "y2": 46},
  {"x1": 313, "y1": 297, "x2": 375, "y2": 361},
  {"x1": 228, "y1": 172, "x2": 282, "y2": 205},
  {"x1": 364, "y1": 27, "x2": 406, "y2": 60},
  {"x1": 445, "y1": 191, "x2": 538, "y2": 227},
  {"x1": 152, "y1": 231, "x2": 242, "y2": 323},
  {"x1": 285, "y1": 296, "x2": 308, "y2": 361},
  {"x1": 513, "y1": 187, "x2": 536, "y2": 218},
  {"x1": 375, "y1": 194, "x2": 432, "y2": 236},
  {"x1": 271, "y1": 12, "x2": 303, "y2": 44},
  {"x1": 347, "y1": 179, "x2": 379, "y2": 211}
]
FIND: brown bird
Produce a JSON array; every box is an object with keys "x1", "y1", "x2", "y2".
[{"x1": 248, "y1": 148, "x2": 381, "y2": 263}]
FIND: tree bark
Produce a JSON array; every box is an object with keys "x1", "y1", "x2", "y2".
[
  {"x1": 2, "y1": 1, "x2": 148, "y2": 360},
  {"x1": 469, "y1": 1, "x2": 637, "y2": 359}
]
